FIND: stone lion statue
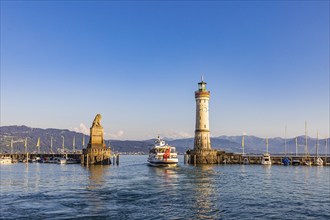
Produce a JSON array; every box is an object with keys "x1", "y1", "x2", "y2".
[{"x1": 92, "y1": 114, "x2": 102, "y2": 127}]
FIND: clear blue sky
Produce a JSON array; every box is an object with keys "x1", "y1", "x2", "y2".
[{"x1": 1, "y1": 1, "x2": 329, "y2": 140}]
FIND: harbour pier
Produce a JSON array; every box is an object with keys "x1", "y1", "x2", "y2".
[
  {"x1": 0, "y1": 152, "x2": 82, "y2": 162},
  {"x1": 0, "y1": 152, "x2": 120, "y2": 165},
  {"x1": 185, "y1": 152, "x2": 330, "y2": 166},
  {"x1": 1, "y1": 152, "x2": 329, "y2": 165}
]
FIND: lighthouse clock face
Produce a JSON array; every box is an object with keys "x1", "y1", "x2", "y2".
[{"x1": 200, "y1": 106, "x2": 208, "y2": 112}]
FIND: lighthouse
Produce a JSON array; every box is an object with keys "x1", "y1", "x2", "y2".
[
  {"x1": 188, "y1": 77, "x2": 219, "y2": 164},
  {"x1": 194, "y1": 76, "x2": 211, "y2": 150}
]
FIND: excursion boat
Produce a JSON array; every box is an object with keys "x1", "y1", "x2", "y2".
[
  {"x1": 147, "y1": 136, "x2": 178, "y2": 167},
  {"x1": 0, "y1": 156, "x2": 12, "y2": 164}
]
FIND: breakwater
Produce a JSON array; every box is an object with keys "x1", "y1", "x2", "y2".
[{"x1": 2, "y1": 152, "x2": 329, "y2": 166}]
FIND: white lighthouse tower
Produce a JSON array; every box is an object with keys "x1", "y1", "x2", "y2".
[
  {"x1": 194, "y1": 76, "x2": 211, "y2": 150},
  {"x1": 189, "y1": 77, "x2": 219, "y2": 164}
]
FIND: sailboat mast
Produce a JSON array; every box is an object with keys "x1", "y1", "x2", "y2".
[
  {"x1": 316, "y1": 130, "x2": 319, "y2": 157},
  {"x1": 242, "y1": 135, "x2": 245, "y2": 155},
  {"x1": 62, "y1": 136, "x2": 65, "y2": 153},
  {"x1": 266, "y1": 137, "x2": 269, "y2": 154},
  {"x1": 285, "y1": 125, "x2": 287, "y2": 156},
  {"x1": 305, "y1": 121, "x2": 308, "y2": 156},
  {"x1": 82, "y1": 135, "x2": 85, "y2": 148},
  {"x1": 36, "y1": 137, "x2": 40, "y2": 154},
  {"x1": 295, "y1": 137, "x2": 298, "y2": 156},
  {"x1": 326, "y1": 137, "x2": 328, "y2": 158},
  {"x1": 73, "y1": 136, "x2": 76, "y2": 153},
  {"x1": 24, "y1": 138, "x2": 27, "y2": 153},
  {"x1": 50, "y1": 137, "x2": 53, "y2": 153},
  {"x1": 11, "y1": 138, "x2": 13, "y2": 154}
]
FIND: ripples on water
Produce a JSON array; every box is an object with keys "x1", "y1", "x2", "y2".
[{"x1": 1, "y1": 155, "x2": 329, "y2": 219}]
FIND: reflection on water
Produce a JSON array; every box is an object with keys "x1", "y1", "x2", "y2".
[
  {"x1": 86, "y1": 165, "x2": 107, "y2": 189},
  {"x1": 0, "y1": 156, "x2": 329, "y2": 219},
  {"x1": 148, "y1": 166, "x2": 179, "y2": 187},
  {"x1": 191, "y1": 165, "x2": 219, "y2": 219}
]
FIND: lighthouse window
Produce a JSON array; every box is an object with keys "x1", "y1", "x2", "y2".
[{"x1": 204, "y1": 124, "x2": 206, "y2": 128}]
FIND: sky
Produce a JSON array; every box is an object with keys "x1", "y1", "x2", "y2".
[{"x1": 1, "y1": 0, "x2": 329, "y2": 140}]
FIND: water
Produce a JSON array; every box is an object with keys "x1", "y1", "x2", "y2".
[{"x1": 1, "y1": 155, "x2": 329, "y2": 219}]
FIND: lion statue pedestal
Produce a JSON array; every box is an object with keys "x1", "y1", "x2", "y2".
[{"x1": 81, "y1": 114, "x2": 111, "y2": 165}]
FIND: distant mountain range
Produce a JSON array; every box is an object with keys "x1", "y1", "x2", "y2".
[{"x1": 1, "y1": 125, "x2": 329, "y2": 154}]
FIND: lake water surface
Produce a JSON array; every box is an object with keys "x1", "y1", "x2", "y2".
[{"x1": 1, "y1": 155, "x2": 329, "y2": 219}]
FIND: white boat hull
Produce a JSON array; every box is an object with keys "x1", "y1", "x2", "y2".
[
  {"x1": 0, "y1": 157, "x2": 12, "y2": 164},
  {"x1": 314, "y1": 158, "x2": 323, "y2": 166},
  {"x1": 147, "y1": 158, "x2": 178, "y2": 167},
  {"x1": 261, "y1": 161, "x2": 272, "y2": 165},
  {"x1": 261, "y1": 154, "x2": 272, "y2": 165}
]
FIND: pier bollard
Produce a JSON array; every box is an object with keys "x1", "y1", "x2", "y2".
[
  {"x1": 184, "y1": 154, "x2": 188, "y2": 164},
  {"x1": 116, "y1": 154, "x2": 119, "y2": 166},
  {"x1": 112, "y1": 155, "x2": 116, "y2": 165}
]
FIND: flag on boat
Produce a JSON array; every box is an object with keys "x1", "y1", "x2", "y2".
[{"x1": 163, "y1": 147, "x2": 171, "y2": 160}]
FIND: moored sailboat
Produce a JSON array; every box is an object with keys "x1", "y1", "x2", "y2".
[
  {"x1": 304, "y1": 122, "x2": 312, "y2": 166},
  {"x1": 314, "y1": 131, "x2": 323, "y2": 166},
  {"x1": 292, "y1": 137, "x2": 300, "y2": 165},
  {"x1": 282, "y1": 125, "x2": 290, "y2": 166},
  {"x1": 261, "y1": 137, "x2": 272, "y2": 165}
]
